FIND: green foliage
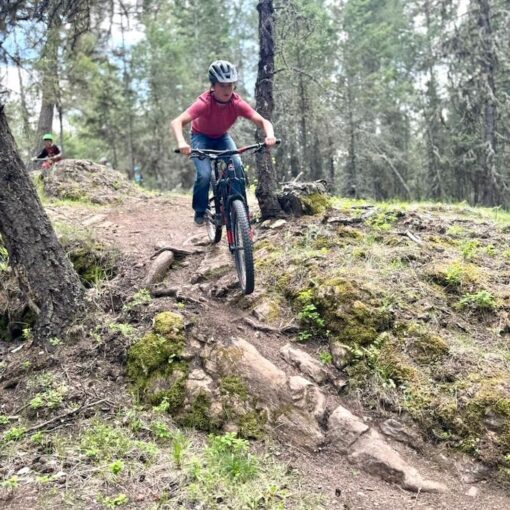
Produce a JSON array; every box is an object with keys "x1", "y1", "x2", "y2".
[
  {"x1": 108, "y1": 322, "x2": 136, "y2": 339},
  {"x1": 295, "y1": 290, "x2": 327, "y2": 342},
  {"x1": 123, "y1": 289, "x2": 152, "y2": 311},
  {"x1": 150, "y1": 421, "x2": 172, "y2": 442},
  {"x1": 170, "y1": 430, "x2": 189, "y2": 469},
  {"x1": 458, "y1": 291, "x2": 498, "y2": 312},
  {"x1": 3, "y1": 426, "x2": 26, "y2": 442},
  {"x1": 0, "y1": 476, "x2": 19, "y2": 489},
  {"x1": 205, "y1": 433, "x2": 258, "y2": 482},
  {"x1": 29, "y1": 387, "x2": 66, "y2": 410},
  {"x1": 100, "y1": 494, "x2": 129, "y2": 508},
  {"x1": 109, "y1": 459, "x2": 125, "y2": 475},
  {"x1": 319, "y1": 351, "x2": 333, "y2": 365},
  {"x1": 459, "y1": 240, "x2": 479, "y2": 260}
]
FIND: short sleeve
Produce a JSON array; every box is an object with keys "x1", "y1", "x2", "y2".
[
  {"x1": 186, "y1": 97, "x2": 209, "y2": 120},
  {"x1": 236, "y1": 98, "x2": 256, "y2": 119}
]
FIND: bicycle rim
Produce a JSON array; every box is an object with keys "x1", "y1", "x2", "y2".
[{"x1": 231, "y1": 199, "x2": 254, "y2": 294}]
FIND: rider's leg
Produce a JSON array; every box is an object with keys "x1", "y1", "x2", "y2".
[
  {"x1": 191, "y1": 132, "x2": 213, "y2": 216},
  {"x1": 216, "y1": 134, "x2": 246, "y2": 199}
]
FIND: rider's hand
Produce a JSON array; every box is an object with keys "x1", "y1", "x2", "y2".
[
  {"x1": 264, "y1": 137, "x2": 277, "y2": 147},
  {"x1": 178, "y1": 143, "x2": 191, "y2": 155}
]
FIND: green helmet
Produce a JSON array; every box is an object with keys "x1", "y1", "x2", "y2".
[{"x1": 42, "y1": 133, "x2": 53, "y2": 141}]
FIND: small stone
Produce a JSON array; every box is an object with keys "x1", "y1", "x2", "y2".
[
  {"x1": 269, "y1": 219, "x2": 287, "y2": 229},
  {"x1": 16, "y1": 467, "x2": 31, "y2": 475},
  {"x1": 466, "y1": 487, "x2": 479, "y2": 497}
]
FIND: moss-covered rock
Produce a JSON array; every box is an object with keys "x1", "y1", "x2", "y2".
[
  {"x1": 296, "y1": 277, "x2": 393, "y2": 347},
  {"x1": 127, "y1": 312, "x2": 187, "y2": 409},
  {"x1": 300, "y1": 193, "x2": 332, "y2": 215},
  {"x1": 178, "y1": 392, "x2": 218, "y2": 432}
]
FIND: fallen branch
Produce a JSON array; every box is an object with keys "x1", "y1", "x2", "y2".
[
  {"x1": 151, "y1": 245, "x2": 203, "y2": 259},
  {"x1": 404, "y1": 230, "x2": 423, "y2": 245},
  {"x1": 23, "y1": 399, "x2": 110, "y2": 434},
  {"x1": 150, "y1": 285, "x2": 202, "y2": 304},
  {"x1": 242, "y1": 317, "x2": 299, "y2": 334}
]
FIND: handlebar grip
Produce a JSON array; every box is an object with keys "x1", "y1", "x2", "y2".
[{"x1": 174, "y1": 149, "x2": 181, "y2": 154}]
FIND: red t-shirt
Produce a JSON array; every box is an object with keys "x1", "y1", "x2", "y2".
[{"x1": 186, "y1": 91, "x2": 256, "y2": 138}]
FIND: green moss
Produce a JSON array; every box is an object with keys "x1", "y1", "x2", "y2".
[
  {"x1": 397, "y1": 323, "x2": 449, "y2": 363},
  {"x1": 238, "y1": 410, "x2": 267, "y2": 439},
  {"x1": 146, "y1": 366, "x2": 188, "y2": 411},
  {"x1": 67, "y1": 243, "x2": 117, "y2": 287},
  {"x1": 426, "y1": 260, "x2": 480, "y2": 292},
  {"x1": 335, "y1": 226, "x2": 363, "y2": 239},
  {"x1": 220, "y1": 376, "x2": 248, "y2": 401},
  {"x1": 127, "y1": 312, "x2": 187, "y2": 406},
  {"x1": 153, "y1": 311, "x2": 185, "y2": 339},
  {"x1": 301, "y1": 193, "x2": 332, "y2": 215},
  {"x1": 178, "y1": 393, "x2": 218, "y2": 432}
]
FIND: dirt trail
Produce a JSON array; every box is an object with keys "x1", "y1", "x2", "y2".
[{"x1": 50, "y1": 194, "x2": 510, "y2": 509}]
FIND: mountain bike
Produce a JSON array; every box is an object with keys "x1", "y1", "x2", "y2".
[
  {"x1": 176, "y1": 140, "x2": 280, "y2": 295},
  {"x1": 31, "y1": 157, "x2": 56, "y2": 170}
]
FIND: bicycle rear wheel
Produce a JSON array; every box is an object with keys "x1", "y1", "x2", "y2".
[
  {"x1": 205, "y1": 180, "x2": 222, "y2": 243},
  {"x1": 230, "y1": 199, "x2": 254, "y2": 295}
]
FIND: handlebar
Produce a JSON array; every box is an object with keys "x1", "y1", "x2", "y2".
[
  {"x1": 174, "y1": 139, "x2": 281, "y2": 159},
  {"x1": 32, "y1": 157, "x2": 50, "y2": 161}
]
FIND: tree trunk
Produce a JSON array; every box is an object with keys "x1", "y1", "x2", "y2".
[
  {"x1": 33, "y1": 20, "x2": 61, "y2": 157},
  {"x1": 0, "y1": 105, "x2": 84, "y2": 342},
  {"x1": 476, "y1": 0, "x2": 503, "y2": 206},
  {"x1": 255, "y1": 0, "x2": 285, "y2": 219},
  {"x1": 344, "y1": 78, "x2": 357, "y2": 198}
]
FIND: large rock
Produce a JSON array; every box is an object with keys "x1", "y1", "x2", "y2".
[
  {"x1": 327, "y1": 405, "x2": 369, "y2": 453},
  {"x1": 280, "y1": 344, "x2": 331, "y2": 385},
  {"x1": 203, "y1": 337, "x2": 325, "y2": 449},
  {"x1": 348, "y1": 429, "x2": 447, "y2": 493}
]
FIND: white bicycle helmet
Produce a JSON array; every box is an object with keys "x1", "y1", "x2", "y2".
[{"x1": 208, "y1": 60, "x2": 238, "y2": 84}]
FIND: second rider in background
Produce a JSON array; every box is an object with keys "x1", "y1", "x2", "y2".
[{"x1": 171, "y1": 60, "x2": 277, "y2": 225}]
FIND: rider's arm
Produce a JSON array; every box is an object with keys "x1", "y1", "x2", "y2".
[
  {"x1": 170, "y1": 111, "x2": 193, "y2": 155},
  {"x1": 35, "y1": 148, "x2": 48, "y2": 160},
  {"x1": 249, "y1": 112, "x2": 277, "y2": 147},
  {"x1": 51, "y1": 146, "x2": 62, "y2": 162}
]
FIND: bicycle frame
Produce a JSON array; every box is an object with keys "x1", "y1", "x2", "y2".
[{"x1": 208, "y1": 156, "x2": 251, "y2": 250}]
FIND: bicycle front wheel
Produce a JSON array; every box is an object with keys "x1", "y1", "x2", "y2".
[
  {"x1": 205, "y1": 180, "x2": 222, "y2": 244},
  {"x1": 230, "y1": 199, "x2": 254, "y2": 295}
]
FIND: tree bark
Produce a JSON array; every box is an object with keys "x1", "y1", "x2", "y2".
[
  {"x1": 33, "y1": 19, "x2": 61, "y2": 157},
  {"x1": 476, "y1": 0, "x2": 503, "y2": 206},
  {"x1": 0, "y1": 105, "x2": 84, "y2": 341},
  {"x1": 255, "y1": 0, "x2": 285, "y2": 219}
]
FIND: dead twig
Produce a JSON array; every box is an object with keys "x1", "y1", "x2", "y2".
[
  {"x1": 23, "y1": 398, "x2": 110, "y2": 434},
  {"x1": 404, "y1": 230, "x2": 424, "y2": 245}
]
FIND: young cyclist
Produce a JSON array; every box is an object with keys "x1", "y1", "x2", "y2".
[
  {"x1": 171, "y1": 60, "x2": 277, "y2": 225},
  {"x1": 33, "y1": 133, "x2": 62, "y2": 170}
]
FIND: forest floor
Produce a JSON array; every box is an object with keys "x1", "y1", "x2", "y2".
[{"x1": 1, "y1": 164, "x2": 510, "y2": 509}]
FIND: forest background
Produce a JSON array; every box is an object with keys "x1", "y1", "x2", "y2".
[{"x1": 1, "y1": 0, "x2": 509, "y2": 208}]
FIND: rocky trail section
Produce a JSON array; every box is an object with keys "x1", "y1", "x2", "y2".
[
  {"x1": 103, "y1": 209, "x2": 508, "y2": 508},
  {"x1": 16, "y1": 164, "x2": 509, "y2": 508}
]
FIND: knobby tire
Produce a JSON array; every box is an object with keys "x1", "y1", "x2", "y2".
[
  {"x1": 206, "y1": 175, "x2": 222, "y2": 244},
  {"x1": 231, "y1": 199, "x2": 254, "y2": 295}
]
